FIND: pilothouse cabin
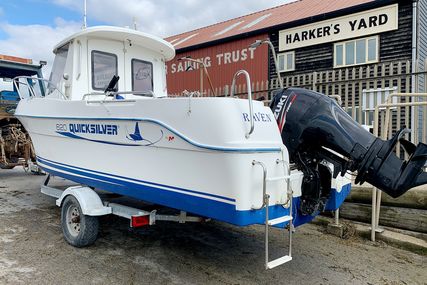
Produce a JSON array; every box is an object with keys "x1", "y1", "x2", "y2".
[{"x1": 49, "y1": 26, "x2": 175, "y2": 100}]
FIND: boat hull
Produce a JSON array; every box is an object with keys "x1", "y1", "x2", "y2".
[{"x1": 16, "y1": 97, "x2": 351, "y2": 227}]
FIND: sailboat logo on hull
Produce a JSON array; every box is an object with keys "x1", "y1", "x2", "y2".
[
  {"x1": 127, "y1": 122, "x2": 144, "y2": 141},
  {"x1": 126, "y1": 122, "x2": 163, "y2": 146}
]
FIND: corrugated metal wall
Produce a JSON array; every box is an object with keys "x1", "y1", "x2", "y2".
[
  {"x1": 166, "y1": 34, "x2": 269, "y2": 95},
  {"x1": 417, "y1": 0, "x2": 427, "y2": 142},
  {"x1": 418, "y1": 0, "x2": 427, "y2": 93}
]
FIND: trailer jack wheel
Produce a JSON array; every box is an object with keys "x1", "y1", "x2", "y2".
[{"x1": 61, "y1": 196, "x2": 99, "y2": 247}]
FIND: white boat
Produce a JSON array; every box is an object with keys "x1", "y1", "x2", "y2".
[{"x1": 14, "y1": 26, "x2": 312, "y2": 226}]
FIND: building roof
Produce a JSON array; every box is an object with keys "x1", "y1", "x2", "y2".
[
  {"x1": 0, "y1": 54, "x2": 32, "y2": 64},
  {"x1": 165, "y1": 0, "x2": 377, "y2": 50}
]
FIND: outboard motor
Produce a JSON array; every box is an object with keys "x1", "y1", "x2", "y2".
[{"x1": 270, "y1": 87, "x2": 427, "y2": 215}]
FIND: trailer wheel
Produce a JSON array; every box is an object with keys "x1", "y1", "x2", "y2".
[{"x1": 61, "y1": 195, "x2": 99, "y2": 247}]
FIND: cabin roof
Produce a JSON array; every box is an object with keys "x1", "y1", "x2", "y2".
[{"x1": 54, "y1": 26, "x2": 176, "y2": 61}]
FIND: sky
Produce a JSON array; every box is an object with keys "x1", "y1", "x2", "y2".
[{"x1": 0, "y1": 0, "x2": 293, "y2": 78}]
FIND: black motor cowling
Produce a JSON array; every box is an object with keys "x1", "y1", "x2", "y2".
[{"x1": 270, "y1": 88, "x2": 427, "y2": 214}]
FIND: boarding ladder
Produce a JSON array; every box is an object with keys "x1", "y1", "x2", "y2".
[
  {"x1": 231, "y1": 70, "x2": 293, "y2": 269},
  {"x1": 252, "y1": 158, "x2": 293, "y2": 270}
]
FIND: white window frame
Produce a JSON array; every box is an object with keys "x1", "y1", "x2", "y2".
[
  {"x1": 334, "y1": 36, "x2": 379, "y2": 68},
  {"x1": 91, "y1": 50, "x2": 118, "y2": 91},
  {"x1": 131, "y1": 58, "x2": 153, "y2": 92},
  {"x1": 277, "y1": 51, "x2": 295, "y2": 73}
]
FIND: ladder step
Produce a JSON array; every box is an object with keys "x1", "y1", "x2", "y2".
[
  {"x1": 268, "y1": 215, "x2": 292, "y2": 226},
  {"x1": 266, "y1": 176, "x2": 290, "y2": 182},
  {"x1": 267, "y1": 255, "x2": 292, "y2": 269}
]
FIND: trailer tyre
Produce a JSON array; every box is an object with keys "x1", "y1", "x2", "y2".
[{"x1": 61, "y1": 195, "x2": 99, "y2": 247}]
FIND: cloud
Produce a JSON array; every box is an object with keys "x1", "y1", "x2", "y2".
[
  {"x1": 0, "y1": 19, "x2": 81, "y2": 76},
  {"x1": 51, "y1": 0, "x2": 294, "y2": 37},
  {"x1": 0, "y1": 1, "x2": 295, "y2": 80}
]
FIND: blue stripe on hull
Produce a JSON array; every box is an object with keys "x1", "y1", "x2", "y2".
[
  {"x1": 38, "y1": 156, "x2": 235, "y2": 203},
  {"x1": 38, "y1": 157, "x2": 293, "y2": 227},
  {"x1": 37, "y1": 157, "x2": 352, "y2": 228}
]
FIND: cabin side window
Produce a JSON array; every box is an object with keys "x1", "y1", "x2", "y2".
[
  {"x1": 132, "y1": 59, "x2": 153, "y2": 92},
  {"x1": 49, "y1": 43, "x2": 69, "y2": 93},
  {"x1": 91, "y1": 50, "x2": 118, "y2": 91}
]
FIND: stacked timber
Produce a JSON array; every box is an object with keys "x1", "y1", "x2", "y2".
[{"x1": 341, "y1": 184, "x2": 427, "y2": 233}]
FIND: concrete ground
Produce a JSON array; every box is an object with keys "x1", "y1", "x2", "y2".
[{"x1": 0, "y1": 168, "x2": 425, "y2": 285}]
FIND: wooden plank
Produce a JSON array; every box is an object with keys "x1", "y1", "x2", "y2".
[
  {"x1": 312, "y1": 71, "x2": 317, "y2": 92},
  {"x1": 325, "y1": 71, "x2": 330, "y2": 96},
  {"x1": 344, "y1": 69, "x2": 348, "y2": 110},
  {"x1": 317, "y1": 71, "x2": 325, "y2": 93},
  {"x1": 302, "y1": 73, "x2": 306, "y2": 90},
  {"x1": 346, "y1": 186, "x2": 427, "y2": 210},
  {"x1": 358, "y1": 67, "x2": 363, "y2": 124},
  {"x1": 397, "y1": 62, "x2": 402, "y2": 156},
  {"x1": 351, "y1": 68, "x2": 356, "y2": 119},
  {"x1": 405, "y1": 61, "x2": 411, "y2": 159},
  {"x1": 331, "y1": 69, "x2": 336, "y2": 95},
  {"x1": 339, "y1": 202, "x2": 427, "y2": 233}
]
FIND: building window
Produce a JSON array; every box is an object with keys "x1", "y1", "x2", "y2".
[
  {"x1": 132, "y1": 59, "x2": 153, "y2": 92},
  {"x1": 334, "y1": 36, "x2": 379, "y2": 68},
  {"x1": 277, "y1": 51, "x2": 295, "y2": 72},
  {"x1": 91, "y1": 50, "x2": 118, "y2": 91}
]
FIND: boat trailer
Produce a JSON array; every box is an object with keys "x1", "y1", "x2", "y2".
[{"x1": 41, "y1": 173, "x2": 293, "y2": 270}]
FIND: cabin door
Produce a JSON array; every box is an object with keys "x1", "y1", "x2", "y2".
[{"x1": 87, "y1": 39, "x2": 126, "y2": 93}]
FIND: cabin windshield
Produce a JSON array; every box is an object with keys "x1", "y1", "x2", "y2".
[{"x1": 48, "y1": 43, "x2": 69, "y2": 93}]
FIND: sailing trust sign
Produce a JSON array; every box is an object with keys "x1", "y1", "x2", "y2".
[
  {"x1": 279, "y1": 4, "x2": 398, "y2": 51},
  {"x1": 165, "y1": 35, "x2": 268, "y2": 95}
]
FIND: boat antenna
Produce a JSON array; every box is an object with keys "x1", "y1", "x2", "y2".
[
  {"x1": 82, "y1": 0, "x2": 87, "y2": 29},
  {"x1": 133, "y1": 17, "x2": 138, "y2": 30}
]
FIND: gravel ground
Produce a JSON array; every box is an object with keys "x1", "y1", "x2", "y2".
[{"x1": 0, "y1": 168, "x2": 425, "y2": 285}]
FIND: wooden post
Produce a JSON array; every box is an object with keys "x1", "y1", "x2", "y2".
[
  {"x1": 397, "y1": 62, "x2": 403, "y2": 156},
  {"x1": 405, "y1": 60, "x2": 411, "y2": 159},
  {"x1": 312, "y1": 71, "x2": 317, "y2": 92},
  {"x1": 344, "y1": 69, "x2": 349, "y2": 111}
]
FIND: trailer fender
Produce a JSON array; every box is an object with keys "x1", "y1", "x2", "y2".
[{"x1": 56, "y1": 186, "x2": 112, "y2": 216}]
